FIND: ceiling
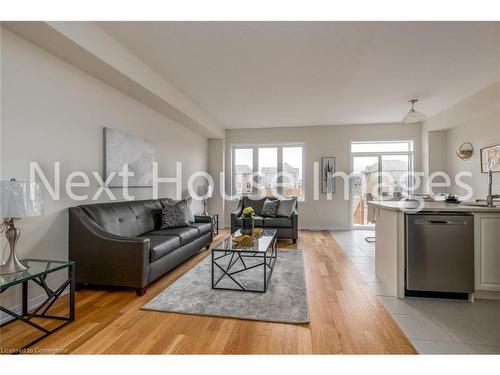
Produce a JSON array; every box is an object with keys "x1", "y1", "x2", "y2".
[{"x1": 98, "y1": 21, "x2": 499, "y2": 129}]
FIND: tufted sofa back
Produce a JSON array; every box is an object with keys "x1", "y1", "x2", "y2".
[
  {"x1": 80, "y1": 199, "x2": 162, "y2": 238},
  {"x1": 242, "y1": 196, "x2": 279, "y2": 216}
]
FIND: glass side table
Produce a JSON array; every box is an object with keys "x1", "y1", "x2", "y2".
[{"x1": 0, "y1": 259, "x2": 75, "y2": 354}]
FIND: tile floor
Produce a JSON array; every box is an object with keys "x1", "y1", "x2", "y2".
[{"x1": 331, "y1": 229, "x2": 500, "y2": 355}]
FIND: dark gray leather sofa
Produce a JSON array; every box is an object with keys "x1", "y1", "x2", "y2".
[
  {"x1": 230, "y1": 196, "x2": 298, "y2": 243},
  {"x1": 69, "y1": 199, "x2": 212, "y2": 296}
]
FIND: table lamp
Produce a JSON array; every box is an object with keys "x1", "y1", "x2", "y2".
[
  {"x1": 196, "y1": 184, "x2": 212, "y2": 216},
  {"x1": 0, "y1": 179, "x2": 43, "y2": 274}
]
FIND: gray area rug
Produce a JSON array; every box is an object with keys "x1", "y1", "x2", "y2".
[{"x1": 142, "y1": 249, "x2": 309, "y2": 323}]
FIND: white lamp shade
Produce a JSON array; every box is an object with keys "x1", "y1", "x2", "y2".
[
  {"x1": 196, "y1": 184, "x2": 212, "y2": 198},
  {"x1": 402, "y1": 109, "x2": 427, "y2": 124},
  {"x1": 0, "y1": 180, "x2": 43, "y2": 218}
]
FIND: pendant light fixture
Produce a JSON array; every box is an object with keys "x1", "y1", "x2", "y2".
[{"x1": 402, "y1": 99, "x2": 427, "y2": 124}]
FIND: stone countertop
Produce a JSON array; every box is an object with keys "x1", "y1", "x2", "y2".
[{"x1": 366, "y1": 200, "x2": 500, "y2": 213}]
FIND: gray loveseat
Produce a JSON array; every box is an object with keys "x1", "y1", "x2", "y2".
[
  {"x1": 231, "y1": 196, "x2": 298, "y2": 243},
  {"x1": 69, "y1": 199, "x2": 212, "y2": 296}
]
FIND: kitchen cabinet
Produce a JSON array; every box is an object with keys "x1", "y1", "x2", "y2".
[
  {"x1": 368, "y1": 201, "x2": 500, "y2": 300},
  {"x1": 474, "y1": 213, "x2": 500, "y2": 292},
  {"x1": 374, "y1": 207, "x2": 405, "y2": 297}
]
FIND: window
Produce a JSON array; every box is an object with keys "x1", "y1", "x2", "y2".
[
  {"x1": 282, "y1": 147, "x2": 303, "y2": 198},
  {"x1": 351, "y1": 140, "x2": 414, "y2": 153},
  {"x1": 232, "y1": 144, "x2": 304, "y2": 199},
  {"x1": 258, "y1": 148, "x2": 278, "y2": 195},
  {"x1": 234, "y1": 148, "x2": 253, "y2": 195}
]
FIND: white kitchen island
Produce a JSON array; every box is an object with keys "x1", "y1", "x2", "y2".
[{"x1": 367, "y1": 201, "x2": 500, "y2": 299}]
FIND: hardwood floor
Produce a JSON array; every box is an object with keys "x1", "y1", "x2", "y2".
[{"x1": 0, "y1": 230, "x2": 416, "y2": 354}]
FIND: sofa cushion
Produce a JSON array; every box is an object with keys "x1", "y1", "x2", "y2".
[
  {"x1": 242, "y1": 196, "x2": 277, "y2": 216},
  {"x1": 161, "y1": 204, "x2": 189, "y2": 229},
  {"x1": 235, "y1": 215, "x2": 264, "y2": 227},
  {"x1": 261, "y1": 199, "x2": 279, "y2": 217},
  {"x1": 277, "y1": 197, "x2": 297, "y2": 218},
  {"x1": 264, "y1": 217, "x2": 293, "y2": 228},
  {"x1": 81, "y1": 199, "x2": 162, "y2": 238},
  {"x1": 142, "y1": 235, "x2": 180, "y2": 262},
  {"x1": 188, "y1": 222, "x2": 212, "y2": 236},
  {"x1": 145, "y1": 227, "x2": 199, "y2": 245},
  {"x1": 160, "y1": 197, "x2": 195, "y2": 223}
]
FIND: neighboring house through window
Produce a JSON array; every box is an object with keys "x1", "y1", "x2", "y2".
[{"x1": 232, "y1": 144, "x2": 304, "y2": 199}]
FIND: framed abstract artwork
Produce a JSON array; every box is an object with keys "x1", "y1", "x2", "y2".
[
  {"x1": 321, "y1": 157, "x2": 336, "y2": 194},
  {"x1": 480, "y1": 144, "x2": 500, "y2": 173},
  {"x1": 104, "y1": 127, "x2": 157, "y2": 187}
]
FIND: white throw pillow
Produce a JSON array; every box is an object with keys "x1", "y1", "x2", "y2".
[{"x1": 276, "y1": 197, "x2": 297, "y2": 217}]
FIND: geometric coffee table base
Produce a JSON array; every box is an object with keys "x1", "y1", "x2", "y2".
[{"x1": 211, "y1": 230, "x2": 277, "y2": 293}]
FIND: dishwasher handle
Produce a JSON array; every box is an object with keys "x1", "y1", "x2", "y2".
[{"x1": 414, "y1": 219, "x2": 468, "y2": 225}]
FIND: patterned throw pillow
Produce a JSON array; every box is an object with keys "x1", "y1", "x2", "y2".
[
  {"x1": 160, "y1": 197, "x2": 195, "y2": 223},
  {"x1": 261, "y1": 199, "x2": 279, "y2": 218},
  {"x1": 276, "y1": 197, "x2": 297, "y2": 217},
  {"x1": 161, "y1": 204, "x2": 189, "y2": 229}
]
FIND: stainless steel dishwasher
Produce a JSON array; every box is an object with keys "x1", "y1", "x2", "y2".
[{"x1": 406, "y1": 213, "x2": 474, "y2": 295}]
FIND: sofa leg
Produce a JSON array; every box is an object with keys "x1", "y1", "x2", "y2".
[
  {"x1": 292, "y1": 239, "x2": 297, "y2": 244},
  {"x1": 136, "y1": 287, "x2": 147, "y2": 296}
]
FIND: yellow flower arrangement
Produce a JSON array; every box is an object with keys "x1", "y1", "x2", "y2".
[{"x1": 241, "y1": 207, "x2": 255, "y2": 218}]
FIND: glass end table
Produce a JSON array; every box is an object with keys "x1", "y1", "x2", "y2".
[
  {"x1": 211, "y1": 229, "x2": 277, "y2": 293},
  {"x1": 0, "y1": 259, "x2": 75, "y2": 354}
]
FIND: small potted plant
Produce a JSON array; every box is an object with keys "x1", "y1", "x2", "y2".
[{"x1": 240, "y1": 207, "x2": 255, "y2": 235}]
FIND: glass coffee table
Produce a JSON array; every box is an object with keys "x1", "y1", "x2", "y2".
[{"x1": 211, "y1": 229, "x2": 277, "y2": 293}]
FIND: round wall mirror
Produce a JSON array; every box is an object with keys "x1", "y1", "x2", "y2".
[{"x1": 456, "y1": 142, "x2": 473, "y2": 160}]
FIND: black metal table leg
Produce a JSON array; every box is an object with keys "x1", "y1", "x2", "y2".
[
  {"x1": 264, "y1": 236, "x2": 278, "y2": 291},
  {"x1": 22, "y1": 281, "x2": 28, "y2": 317},
  {"x1": 264, "y1": 249, "x2": 267, "y2": 292},
  {"x1": 211, "y1": 250, "x2": 215, "y2": 288},
  {"x1": 69, "y1": 263, "x2": 75, "y2": 321}
]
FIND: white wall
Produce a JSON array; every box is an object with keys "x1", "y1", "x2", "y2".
[
  {"x1": 207, "y1": 138, "x2": 225, "y2": 226},
  {"x1": 422, "y1": 82, "x2": 500, "y2": 198},
  {"x1": 0, "y1": 29, "x2": 208, "y2": 318},
  {"x1": 427, "y1": 130, "x2": 448, "y2": 194},
  {"x1": 223, "y1": 123, "x2": 422, "y2": 230}
]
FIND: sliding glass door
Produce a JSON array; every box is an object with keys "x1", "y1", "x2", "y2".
[
  {"x1": 351, "y1": 156, "x2": 379, "y2": 227},
  {"x1": 350, "y1": 141, "x2": 414, "y2": 227}
]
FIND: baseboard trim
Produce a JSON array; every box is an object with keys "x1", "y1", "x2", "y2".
[
  {"x1": 474, "y1": 290, "x2": 500, "y2": 300},
  {"x1": 221, "y1": 225, "x2": 351, "y2": 231},
  {"x1": 302, "y1": 226, "x2": 350, "y2": 231}
]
